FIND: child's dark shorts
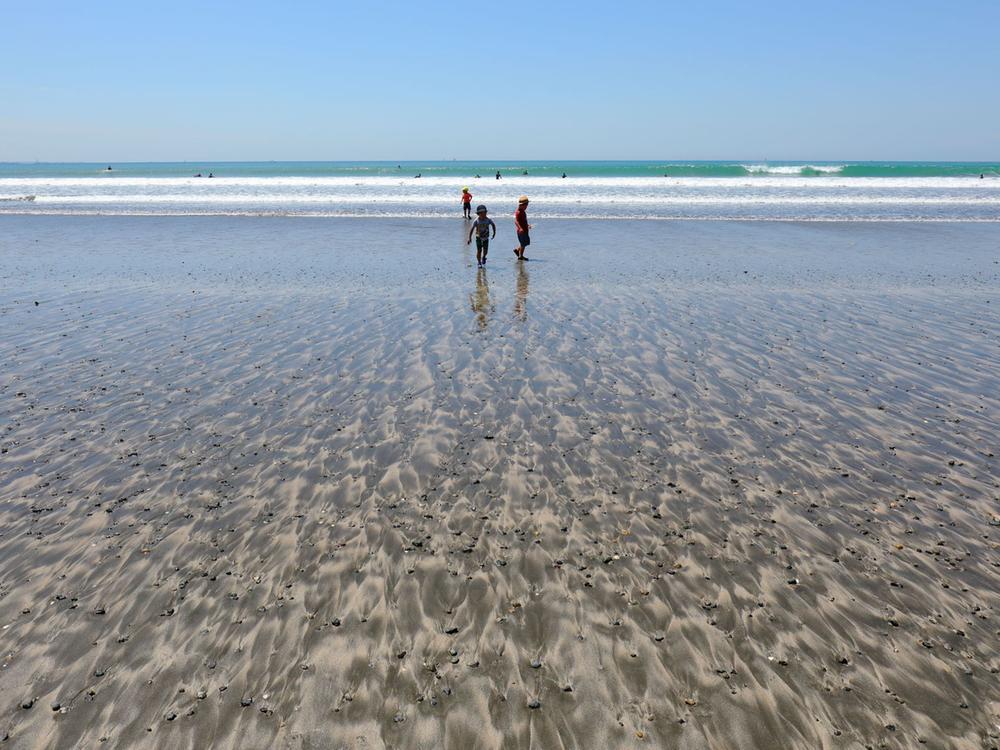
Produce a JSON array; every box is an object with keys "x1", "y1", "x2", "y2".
[
  {"x1": 475, "y1": 236, "x2": 490, "y2": 252},
  {"x1": 517, "y1": 232, "x2": 530, "y2": 247}
]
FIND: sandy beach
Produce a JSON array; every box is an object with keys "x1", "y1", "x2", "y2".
[{"x1": 1, "y1": 216, "x2": 998, "y2": 749}]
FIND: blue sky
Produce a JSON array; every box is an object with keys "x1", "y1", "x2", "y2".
[{"x1": 1, "y1": 0, "x2": 997, "y2": 161}]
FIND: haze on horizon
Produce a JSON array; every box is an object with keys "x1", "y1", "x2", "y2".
[{"x1": 2, "y1": 0, "x2": 997, "y2": 163}]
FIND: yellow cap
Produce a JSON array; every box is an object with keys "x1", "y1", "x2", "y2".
[
  {"x1": 462, "y1": 186, "x2": 469, "y2": 191},
  {"x1": 518, "y1": 195, "x2": 529, "y2": 203}
]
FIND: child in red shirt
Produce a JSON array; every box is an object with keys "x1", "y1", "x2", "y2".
[
  {"x1": 513, "y1": 196, "x2": 531, "y2": 260},
  {"x1": 461, "y1": 187, "x2": 473, "y2": 219}
]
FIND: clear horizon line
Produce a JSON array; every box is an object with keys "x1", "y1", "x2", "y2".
[{"x1": 2, "y1": 158, "x2": 1000, "y2": 165}]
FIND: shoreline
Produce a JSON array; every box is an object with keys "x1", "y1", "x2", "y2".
[{"x1": 4, "y1": 211, "x2": 1000, "y2": 222}]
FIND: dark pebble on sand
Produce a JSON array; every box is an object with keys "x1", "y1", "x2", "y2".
[
  {"x1": 20, "y1": 699, "x2": 34, "y2": 710},
  {"x1": 50, "y1": 702, "x2": 60, "y2": 711},
  {"x1": 94, "y1": 606, "x2": 106, "y2": 615},
  {"x1": 528, "y1": 698, "x2": 541, "y2": 709},
  {"x1": 530, "y1": 659, "x2": 543, "y2": 669},
  {"x1": 444, "y1": 626, "x2": 459, "y2": 634},
  {"x1": 164, "y1": 711, "x2": 177, "y2": 721},
  {"x1": 240, "y1": 697, "x2": 253, "y2": 707},
  {"x1": 332, "y1": 618, "x2": 341, "y2": 627}
]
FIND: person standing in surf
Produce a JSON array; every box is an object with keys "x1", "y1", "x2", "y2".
[
  {"x1": 461, "y1": 187, "x2": 473, "y2": 219},
  {"x1": 513, "y1": 196, "x2": 531, "y2": 260}
]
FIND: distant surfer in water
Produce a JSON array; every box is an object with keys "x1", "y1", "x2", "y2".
[
  {"x1": 496, "y1": 171, "x2": 502, "y2": 180},
  {"x1": 106, "y1": 166, "x2": 112, "y2": 171}
]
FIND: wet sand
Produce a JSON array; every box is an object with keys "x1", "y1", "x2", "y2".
[{"x1": 1, "y1": 216, "x2": 998, "y2": 749}]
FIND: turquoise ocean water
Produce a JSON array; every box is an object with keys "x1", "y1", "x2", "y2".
[
  {"x1": 1, "y1": 161, "x2": 998, "y2": 220},
  {"x1": 2, "y1": 160, "x2": 999, "y2": 178}
]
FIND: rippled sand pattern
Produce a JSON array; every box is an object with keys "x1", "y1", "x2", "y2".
[{"x1": 1, "y1": 217, "x2": 998, "y2": 749}]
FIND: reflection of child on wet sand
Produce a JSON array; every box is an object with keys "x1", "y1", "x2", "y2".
[
  {"x1": 469, "y1": 267, "x2": 493, "y2": 330},
  {"x1": 467, "y1": 205, "x2": 496, "y2": 268},
  {"x1": 514, "y1": 260, "x2": 529, "y2": 322},
  {"x1": 461, "y1": 187, "x2": 473, "y2": 219}
]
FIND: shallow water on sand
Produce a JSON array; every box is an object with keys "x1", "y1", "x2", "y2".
[{"x1": 0, "y1": 217, "x2": 998, "y2": 749}]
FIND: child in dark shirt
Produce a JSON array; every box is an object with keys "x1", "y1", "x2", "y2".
[{"x1": 467, "y1": 205, "x2": 496, "y2": 267}]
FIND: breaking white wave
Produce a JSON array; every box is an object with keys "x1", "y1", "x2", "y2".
[{"x1": 1, "y1": 174, "x2": 998, "y2": 221}]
